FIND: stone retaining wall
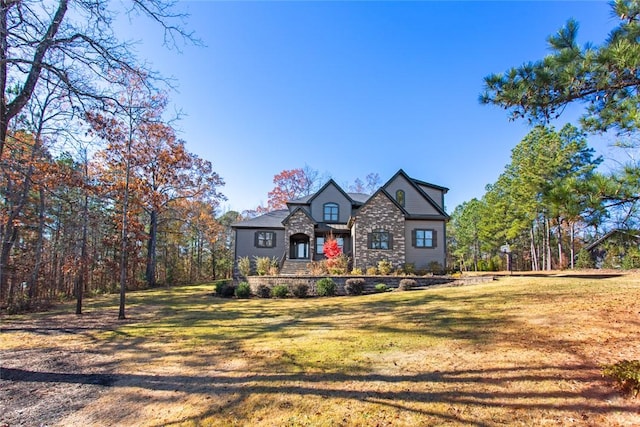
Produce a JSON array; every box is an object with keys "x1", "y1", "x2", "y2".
[{"x1": 242, "y1": 275, "x2": 494, "y2": 296}]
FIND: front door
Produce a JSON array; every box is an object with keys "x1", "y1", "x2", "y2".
[
  {"x1": 290, "y1": 234, "x2": 310, "y2": 259},
  {"x1": 295, "y1": 241, "x2": 308, "y2": 259}
]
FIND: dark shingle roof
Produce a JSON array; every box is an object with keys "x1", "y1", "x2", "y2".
[{"x1": 231, "y1": 210, "x2": 288, "y2": 229}]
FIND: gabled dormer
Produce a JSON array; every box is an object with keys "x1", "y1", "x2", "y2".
[
  {"x1": 382, "y1": 169, "x2": 449, "y2": 219},
  {"x1": 304, "y1": 179, "x2": 355, "y2": 224}
]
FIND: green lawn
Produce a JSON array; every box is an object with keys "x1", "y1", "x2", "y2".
[{"x1": 2, "y1": 273, "x2": 640, "y2": 426}]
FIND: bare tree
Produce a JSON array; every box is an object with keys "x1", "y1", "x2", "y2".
[{"x1": 0, "y1": 0, "x2": 193, "y2": 160}]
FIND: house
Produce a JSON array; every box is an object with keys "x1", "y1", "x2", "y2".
[
  {"x1": 231, "y1": 169, "x2": 449, "y2": 275},
  {"x1": 584, "y1": 228, "x2": 640, "y2": 268}
]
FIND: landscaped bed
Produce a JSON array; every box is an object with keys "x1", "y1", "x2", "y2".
[{"x1": 1, "y1": 272, "x2": 639, "y2": 426}]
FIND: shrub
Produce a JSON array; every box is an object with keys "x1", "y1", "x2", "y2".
[
  {"x1": 307, "y1": 260, "x2": 328, "y2": 275},
  {"x1": 290, "y1": 282, "x2": 309, "y2": 298},
  {"x1": 374, "y1": 283, "x2": 388, "y2": 293},
  {"x1": 602, "y1": 359, "x2": 640, "y2": 397},
  {"x1": 235, "y1": 282, "x2": 251, "y2": 298},
  {"x1": 237, "y1": 256, "x2": 251, "y2": 276},
  {"x1": 327, "y1": 254, "x2": 349, "y2": 275},
  {"x1": 428, "y1": 261, "x2": 444, "y2": 275},
  {"x1": 268, "y1": 265, "x2": 280, "y2": 275},
  {"x1": 622, "y1": 247, "x2": 640, "y2": 269},
  {"x1": 254, "y1": 256, "x2": 277, "y2": 276},
  {"x1": 255, "y1": 284, "x2": 271, "y2": 298},
  {"x1": 215, "y1": 282, "x2": 236, "y2": 298},
  {"x1": 271, "y1": 284, "x2": 289, "y2": 298},
  {"x1": 344, "y1": 278, "x2": 366, "y2": 295},
  {"x1": 575, "y1": 248, "x2": 595, "y2": 269},
  {"x1": 316, "y1": 277, "x2": 336, "y2": 296},
  {"x1": 398, "y1": 278, "x2": 417, "y2": 291},
  {"x1": 351, "y1": 267, "x2": 363, "y2": 275},
  {"x1": 403, "y1": 263, "x2": 415, "y2": 275},
  {"x1": 377, "y1": 259, "x2": 393, "y2": 275},
  {"x1": 366, "y1": 266, "x2": 378, "y2": 275}
]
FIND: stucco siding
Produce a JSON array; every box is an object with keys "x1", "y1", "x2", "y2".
[
  {"x1": 384, "y1": 174, "x2": 441, "y2": 216},
  {"x1": 404, "y1": 220, "x2": 446, "y2": 270},
  {"x1": 310, "y1": 183, "x2": 352, "y2": 223},
  {"x1": 235, "y1": 228, "x2": 285, "y2": 262},
  {"x1": 418, "y1": 184, "x2": 445, "y2": 210}
]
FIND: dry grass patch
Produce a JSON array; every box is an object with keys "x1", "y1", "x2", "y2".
[{"x1": 1, "y1": 273, "x2": 639, "y2": 426}]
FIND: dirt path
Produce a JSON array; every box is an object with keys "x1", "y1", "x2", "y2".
[{"x1": 1, "y1": 308, "x2": 150, "y2": 427}]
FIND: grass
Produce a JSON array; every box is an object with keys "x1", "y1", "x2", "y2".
[{"x1": 2, "y1": 272, "x2": 640, "y2": 426}]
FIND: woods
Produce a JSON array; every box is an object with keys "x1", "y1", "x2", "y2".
[{"x1": 0, "y1": 1, "x2": 232, "y2": 313}]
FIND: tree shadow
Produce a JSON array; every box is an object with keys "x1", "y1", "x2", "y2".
[{"x1": 1, "y1": 364, "x2": 635, "y2": 426}]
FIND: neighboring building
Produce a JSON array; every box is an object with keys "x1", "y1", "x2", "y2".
[
  {"x1": 584, "y1": 228, "x2": 640, "y2": 268},
  {"x1": 231, "y1": 169, "x2": 449, "y2": 275}
]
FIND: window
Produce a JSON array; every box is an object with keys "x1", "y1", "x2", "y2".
[
  {"x1": 369, "y1": 230, "x2": 391, "y2": 250},
  {"x1": 316, "y1": 236, "x2": 345, "y2": 254},
  {"x1": 413, "y1": 229, "x2": 436, "y2": 248},
  {"x1": 323, "y1": 203, "x2": 339, "y2": 222},
  {"x1": 255, "y1": 231, "x2": 276, "y2": 248},
  {"x1": 396, "y1": 189, "x2": 405, "y2": 207}
]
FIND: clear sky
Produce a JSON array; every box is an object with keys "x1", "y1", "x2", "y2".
[{"x1": 121, "y1": 1, "x2": 615, "y2": 214}]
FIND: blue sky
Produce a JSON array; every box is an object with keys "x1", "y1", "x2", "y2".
[{"x1": 122, "y1": 1, "x2": 615, "y2": 214}]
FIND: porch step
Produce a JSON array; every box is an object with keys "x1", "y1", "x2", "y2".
[{"x1": 280, "y1": 259, "x2": 310, "y2": 275}]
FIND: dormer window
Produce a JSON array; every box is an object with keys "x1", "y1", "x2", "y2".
[
  {"x1": 396, "y1": 189, "x2": 405, "y2": 207},
  {"x1": 323, "y1": 203, "x2": 339, "y2": 222}
]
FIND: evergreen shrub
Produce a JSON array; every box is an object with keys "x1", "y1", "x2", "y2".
[
  {"x1": 374, "y1": 283, "x2": 388, "y2": 293},
  {"x1": 235, "y1": 282, "x2": 251, "y2": 298},
  {"x1": 256, "y1": 284, "x2": 271, "y2": 298},
  {"x1": 271, "y1": 284, "x2": 289, "y2": 298},
  {"x1": 316, "y1": 278, "x2": 336, "y2": 296},
  {"x1": 290, "y1": 283, "x2": 309, "y2": 298}
]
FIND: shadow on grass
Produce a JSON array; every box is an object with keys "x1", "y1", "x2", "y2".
[
  {"x1": 1, "y1": 364, "x2": 634, "y2": 426},
  {"x1": 3, "y1": 278, "x2": 639, "y2": 425}
]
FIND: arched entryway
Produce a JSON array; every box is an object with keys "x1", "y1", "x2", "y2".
[{"x1": 289, "y1": 233, "x2": 310, "y2": 259}]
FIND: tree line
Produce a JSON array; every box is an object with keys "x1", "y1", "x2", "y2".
[
  {"x1": 0, "y1": 1, "x2": 238, "y2": 314},
  {"x1": 450, "y1": 0, "x2": 640, "y2": 271}
]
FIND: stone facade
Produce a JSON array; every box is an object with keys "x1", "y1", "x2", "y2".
[
  {"x1": 284, "y1": 209, "x2": 316, "y2": 257},
  {"x1": 352, "y1": 192, "x2": 406, "y2": 270}
]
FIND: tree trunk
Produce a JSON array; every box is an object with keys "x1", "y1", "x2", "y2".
[
  {"x1": 27, "y1": 187, "x2": 46, "y2": 304},
  {"x1": 556, "y1": 218, "x2": 563, "y2": 270},
  {"x1": 545, "y1": 217, "x2": 552, "y2": 271},
  {"x1": 145, "y1": 209, "x2": 158, "y2": 288},
  {"x1": 119, "y1": 130, "x2": 133, "y2": 320},
  {"x1": 530, "y1": 225, "x2": 539, "y2": 271},
  {"x1": 0, "y1": 1, "x2": 9, "y2": 161},
  {"x1": 76, "y1": 188, "x2": 89, "y2": 315},
  {"x1": 1, "y1": 225, "x2": 18, "y2": 305},
  {"x1": 570, "y1": 221, "x2": 575, "y2": 269}
]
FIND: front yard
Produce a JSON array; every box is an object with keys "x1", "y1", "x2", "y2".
[{"x1": 1, "y1": 272, "x2": 639, "y2": 426}]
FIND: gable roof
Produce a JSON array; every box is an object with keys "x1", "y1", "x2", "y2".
[
  {"x1": 382, "y1": 169, "x2": 449, "y2": 219},
  {"x1": 282, "y1": 206, "x2": 317, "y2": 226},
  {"x1": 231, "y1": 209, "x2": 288, "y2": 229},
  {"x1": 303, "y1": 179, "x2": 355, "y2": 207},
  {"x1": 585, "y1": 229, "x2": 640, "y2": 252},
  {"x1": 355, "y1": 187, "x2": 410, "y2": 218}
]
